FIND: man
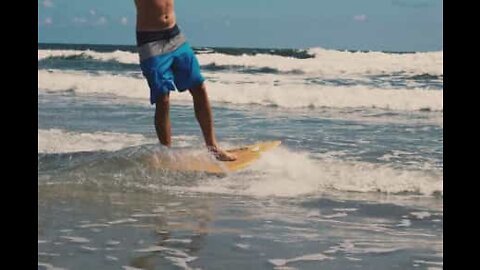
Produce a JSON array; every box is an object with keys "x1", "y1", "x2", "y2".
[{"x1": 134, "y1": 0, "x2": 236, "y2": 161}]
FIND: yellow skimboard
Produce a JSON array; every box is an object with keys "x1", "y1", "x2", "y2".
[{"x1": 149, "y1": 141, "x2": 281, "y2": 174}]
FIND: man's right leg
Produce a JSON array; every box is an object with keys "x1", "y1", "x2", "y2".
[{"x1": 154, "y1": 93, "x2": 172, "y2": 147}]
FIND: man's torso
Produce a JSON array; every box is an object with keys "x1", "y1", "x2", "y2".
[{"x1": 134, "y1": 0, "x2": 176, "y2": 31}]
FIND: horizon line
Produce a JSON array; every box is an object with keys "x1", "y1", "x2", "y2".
[{"x1": 37, "y1": 42, "x2": 439, "y2": 54}]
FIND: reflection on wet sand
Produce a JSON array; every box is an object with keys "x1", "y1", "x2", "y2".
[{"x1": 39, "y1": 183, "x2": 244, "y2": 269}]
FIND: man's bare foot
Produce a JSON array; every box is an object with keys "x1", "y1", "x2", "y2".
[{"x1": 207, "y1": 145, "x2": 237, "y2": 161}]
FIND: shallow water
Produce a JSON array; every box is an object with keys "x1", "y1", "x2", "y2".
[{"x1": 38, "y1": 44, "x2": 442, "y2": 269}]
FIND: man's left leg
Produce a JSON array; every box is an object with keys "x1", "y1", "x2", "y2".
[{"x1": 188, "y1": 83, "x2": 236, "y2": 161}]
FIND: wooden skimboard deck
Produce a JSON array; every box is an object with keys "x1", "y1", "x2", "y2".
[{"x1": 149, "y1": 141, "x2": 281, "y2": 174}]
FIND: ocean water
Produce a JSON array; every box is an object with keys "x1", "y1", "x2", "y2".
[{"x1": 38, "y1": 43, "x2": 443, "y2": 270}]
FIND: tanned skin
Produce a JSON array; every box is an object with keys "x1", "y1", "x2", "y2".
[{"x1": 134, "y1": 0, "x2": 236, "y2": 161}]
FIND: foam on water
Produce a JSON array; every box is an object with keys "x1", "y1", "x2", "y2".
[
  {"x1": 175, "y1": 147, "x2": 443, "y2": 197},
  {"x1": 38, "y1": 129, "x2": 197, "y2": 155},
  {"x1": 38, "y1": 47, "x2": 442, "y2": 76},
  {"x1": 60, "y1": 236, "x2": 90, "y2": 243},
  {"x1": 107, "y1": 218, "x2": 138, "y2": 225},
  {"x1": 122, "y1": 266, "x2": 144, "y2": 270},
  {"x1": 77, "y1": 223, "x2": 109, "y2": 228},
  {"x1": 106, "y1": 240, "x2": 121, "y2": 246},
  {"x1": 164, "y1": 256, "x2": 197, "y2": 270},
  {"x1": 80, "y1": 246, "x2": 98, "y2": 252},
  {"x1": 234, "y1": 243, "x2": 250, "y2": 250},
  {"x1": 397, "y1": 219, "x2": 412, "y2": 227},
  {"x1": 105, "y1": 255, "x2": 119, "y2": 261},
  {"x1": 38, "y1": 129, "x2": 442, "y2": 197},
  {"x1": 163, "y1": 239, "x2": 193, "y2": 244},
  {"x1": 269, "y1": 253, "x2": 334, "y2": 267},
  {"x1": 410, "y1": 211, "x2": 432, "y2": 219},
  {"x1": 134, "y1": 244, "x2": 197, "y2": 269},
  {"x1": 324, "y1": 239, "x2": 407, "y2": 255},
  {"x1": 323, "y1": 213, "x2": 349, "y2": 219},
  {"x1": 38, "y1": 49, "x2": 137, "y2": 65},
  {"x1": 37, "y1": 262, "x2": 66, "y2": 270},
  {"x1": 38, "y1": 129, "x2": 153, "y2": 153},
  {"x1": 38, "y1": 70, "x2": 442, "y2": 111},
  {"x1": 333, "y1": 208, "x2": 358, "y2": 212},
  {"x1": 135, "y1": 246, "x2": 170, "y2": 253},
  {"x1": 414, "y1": 260, "x2": 443, "y2": 266},
  {"x1": 38, "y1": 252, "x2": 60, "y2": 257},
  {"x1": 200, "y1": 49, "x2": 442, "y2": 76}
]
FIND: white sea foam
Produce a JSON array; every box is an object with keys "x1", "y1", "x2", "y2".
[
  {"x1": 38, "y1": 49, "x2": 138, "y2": 65},
  {"x1": 38, "y1": 128, "x2": 152, "y2": 153},
  {"x1": 414, "y1": 259, "x2": 443, "y2": 266},
  {"x1": 38, "y1": 47, "x2": 442, "y2": 76},
  {"x1": 397, "y1": 219, "x2": 412, "y2": 227},
  {"x1": 80, "y1": 246, "x2": 98, "y2": 251},
  {"x1": 234, "y1": 243, "x2": 250, "y2": 250},
  {"x1": 37, "y1": 262, "x2": 66, "y2": 270},
  {"x1": 135, "y1": 244, "x2": 196, "y2": 269},
  {"x1": 38, "y1": 70, "x2": 443, "y2": 111},
  {"x1": 174, "y1": 147, "x2": 443, "y2": 197},
  {"x1": 410, "y1": 211, "x2": 432, "y2": 219},
  {"x1": 60, "y1": 236, "x2": 90, "y2": 243},
  {"x1": 107, "y1": 218, "x2": 138, "y2": 225},
  {"x1": 135, "y1": 246, "x2": 170, "y2": 253},
  {"x1": 269, "y1": 253, "x2": 333, "y2": 267},
  {"x1": 163, "y1": 239, "x2": 193, "y2": 244},
  {"x1": 38, "y1": 252, "x2": 60, "y2": 257},
  {"x1": 106, "y1": 240, "x2": 121, "y2": 246},
  {"x1": 200, "y1": 49, "x2": 442, "y2": 76},
  {"x1": 325, "y1": 240, "x2": 404, "y2": 255},
  {"x1": 333, "y1": 208, "x2": 358, "y2": 212},
  {"x1": 105, "y1": 255, "x2": 119, "y2": 261},
  {"x1": 323, "y1": 213, "x2": 348, "y2": 219},
  {"x1": 78, "y1": 223, "x2": 109, "y2": 229},
  {"x1": 122, "y1": 266, "x2": 144, "y2": 270},
  {"x1": 131, "y1": 213, "x2": 163, "y2": 218},
  {"x1": 164, "y1": 256, "x2": 197, "y2": 270},
  {"x1": 345, "y1": 257, "x2": 362, "y2": 261}
]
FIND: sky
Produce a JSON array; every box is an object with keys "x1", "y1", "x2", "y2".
[{"x1": 38, "y1": 0, "x2": 443, "y2": 52}]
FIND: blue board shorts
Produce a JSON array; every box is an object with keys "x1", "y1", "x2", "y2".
[{"x1": 137, "y1": 25, "x2": 205, "y2": 104}]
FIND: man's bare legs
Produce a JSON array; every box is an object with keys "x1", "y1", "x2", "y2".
[
  {"x1": 189, "y1": 83, "x2": 236, "y2": 161},
  {"x1": 154, "y1": 86, "x2": 236, "y2": 161},
  {"x1": 155, "y1": 93, "x2": 172, "y2": 147}
]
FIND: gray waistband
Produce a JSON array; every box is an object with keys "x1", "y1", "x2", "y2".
[{"x1": 138, "y1": 33, "x2": 186, "y2": 61}]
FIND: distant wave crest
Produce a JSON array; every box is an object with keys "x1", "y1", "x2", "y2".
[{"x1": 38, "y1": 47, "x2": 443, "y2": 77}]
